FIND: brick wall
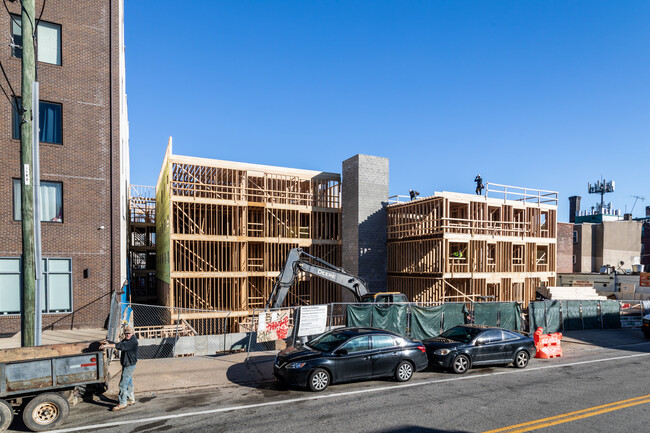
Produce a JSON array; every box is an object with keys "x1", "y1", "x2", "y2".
[
  {"x1": 0, "y1": 0, "x2": 123, "y2": 332},
  {"x1": 557, "y1": 222, "x2": 574, "y2": 274}
]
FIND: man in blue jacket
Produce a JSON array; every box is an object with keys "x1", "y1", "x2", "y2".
[{"x1": 100, "y1": 325, "x2": 138, "y2": 411}]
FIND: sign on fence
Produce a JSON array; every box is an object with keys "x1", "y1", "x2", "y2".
[
  {"x1": 257, "y1": 310, "x2": 291, "y2": 343},
  {"x1": 297, "y1": 305, "x2": 328, "y2": 337},
  {"x1": 640, "y1": 273, "x2": 650, "y2": 288}
]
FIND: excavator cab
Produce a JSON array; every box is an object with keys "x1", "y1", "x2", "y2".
[{"x1": 360, "y1": 292, "x2": 408, "y2": 304}]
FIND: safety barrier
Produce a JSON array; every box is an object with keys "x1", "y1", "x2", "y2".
[{"x1": 533, "y1": 327, "x2": 563, "y2": 358}]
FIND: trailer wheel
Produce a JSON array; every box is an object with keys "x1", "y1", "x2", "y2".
[
  {"x1": 0, "y1": 399, "x2": 13, "y2": 432},
  {"x1": 22, "y1": 393, "x2": 69, "y2": 432}
]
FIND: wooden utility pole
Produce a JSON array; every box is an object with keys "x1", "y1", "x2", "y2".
[{"x1": 20, "y1": 0, "x2": 36, "y2": 347}]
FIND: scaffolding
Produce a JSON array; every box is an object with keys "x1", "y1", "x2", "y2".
[
  {"x1": 155, "y1": 139, "x2": 342, "y2": 327},
  {"x1": 387, "y1": 185, "x2": 558, "y2": 306}
]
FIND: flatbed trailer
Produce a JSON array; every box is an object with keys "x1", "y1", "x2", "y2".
[{"x1": 0, "y1": 342, "x2": 108, "y2": 432}]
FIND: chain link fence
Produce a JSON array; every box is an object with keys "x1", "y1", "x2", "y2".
[{"x1": 105, "y1": 297, "x2": 649, "y2": 360}]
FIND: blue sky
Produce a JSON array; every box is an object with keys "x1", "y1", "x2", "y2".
[{"x1": 125, "y1": 1, "x2": 650, "y2": 222}]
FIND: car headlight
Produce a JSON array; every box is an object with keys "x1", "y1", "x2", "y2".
[
  {"x1": 285, "y1": 362, "x2": 306, "y2": 369},
  {"x1": 433, "y1": 348, "x2": 451, "y2": 356}
]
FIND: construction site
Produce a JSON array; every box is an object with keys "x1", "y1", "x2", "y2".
[
  {"x1": 127, "y1": 143, "x2": 559, "y2": 332},
  {"x1": 153, "y1": 140, "x2": 342, "y2": 332},
  {"x1": 386, "y1": 185, "x2": 558, "y2": 305}
]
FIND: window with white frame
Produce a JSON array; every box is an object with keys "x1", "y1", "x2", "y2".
[
  {"x1": 42, "y1": 258, "x2": 72, "y2": 312},
  {"x1": 11, "y1": 16, "x2": 61, "y2": 65},
  {"x1": 0, "y1": 258, "x2": 21, "y2": 314},
  {"x1": 0, "y1": 257, "x2": 72, "y2": 314},
  {"x1": 12, "y1": 179, "x2": 63, "y2": 222},
  {"x1": 573, "y1": 231, "x2": 579, "y2": 243}
]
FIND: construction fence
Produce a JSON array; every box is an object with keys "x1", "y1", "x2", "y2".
[{"x1": 107, "y1": 297, "x2": 650, "y2": 360}]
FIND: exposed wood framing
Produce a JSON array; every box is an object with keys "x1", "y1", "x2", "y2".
[
  {"x1": 387, "y1": 187, "x2": 557, "y2": 306},
  {"x1": 156, "y1": 144, "x2": 342, "y2": 324}
]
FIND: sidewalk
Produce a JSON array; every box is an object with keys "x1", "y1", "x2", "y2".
[
  {"x1": 107, "y1": 328, "x2": 649, "y2": 398},
  {"x1": 106, "y1": 351, "x2": 277, "y2": 398}
]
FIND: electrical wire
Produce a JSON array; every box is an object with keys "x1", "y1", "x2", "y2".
[{"x1": 3, "y1": 0, "x2": 20, "y2": 29}]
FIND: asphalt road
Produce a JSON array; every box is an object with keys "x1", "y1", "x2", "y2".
[{"x1": 9, "y1": 337, "x2": 650, "y2": 433}]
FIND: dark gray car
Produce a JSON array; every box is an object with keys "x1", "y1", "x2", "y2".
[
  {"x1": 274, "y1": 327, "x2": 429, "y2": 391},
  {"x1": 424, "y1": 325, "x2": 535, "y2": 374}
]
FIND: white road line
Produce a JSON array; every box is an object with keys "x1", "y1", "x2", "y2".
[{"x1": 51, "y1": 351, "x2": 650, "y2": 433}]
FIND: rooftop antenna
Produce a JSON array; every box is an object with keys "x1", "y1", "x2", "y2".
[
  {"x1": 629, "y1": 195, "x2": 645, "y2": 214},
  {"x1": 588, "y1": 177, "x2": 614, "y2": 212}
]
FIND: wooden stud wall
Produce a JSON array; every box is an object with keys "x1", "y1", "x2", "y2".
[
  {"x1": 162, "y1": 158, "x2": 342, "y2": 315},
  {"x1": 387, "y1": 188, "x2": 557, "y2": 306}
]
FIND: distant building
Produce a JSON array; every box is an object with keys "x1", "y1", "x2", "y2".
[
  {"x1": 568, "y1": 196, "x2": 642, "y2": 273},
  {"x1": 556, "y1": 222, "x2": 574, "y2": 274}
]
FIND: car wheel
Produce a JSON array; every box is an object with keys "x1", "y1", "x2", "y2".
[
  {"x1": 644, "y1": 332, "x2": 650, "y2": 340},
  {"x1": 514, "y1": 350, "x2": 530, "y2": 368},
  {"x1": 22, "y1": 393, "x2": 70, "y2": 432},
  {"x1": 395, "y1": 361, "x2": 414, "y2": 382},
  {"x1": 452, "y1": 354, "x2": 470, "y2": 374},
  {"x1": 308, "y1": 368, "x2": 330, "y2": 392}
]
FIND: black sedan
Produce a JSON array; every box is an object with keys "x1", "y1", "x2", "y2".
[
  {"x1": 274, "y1": 327, "x2": 429, "y2": 392},
  {"x1": 424, "y1": 325, "x2": 536, "y2": 374}
]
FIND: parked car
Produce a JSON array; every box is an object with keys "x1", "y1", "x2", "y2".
[
  {"x1": 424, "y1": 325, "x2": 535, "y2": 374},
  {"x1": 273, "y1": 327, "x2": 428, "y2": 392},
  {"x1": 643, "y1": 314, "x2": 650, "y2": 339}
]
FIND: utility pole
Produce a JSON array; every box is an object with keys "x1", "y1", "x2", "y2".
[{"x1": 20, "y1": 0, "x2": 37, "y2": 347}]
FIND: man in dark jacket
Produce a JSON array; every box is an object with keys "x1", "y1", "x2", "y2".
[{"x1": 100, "y1": 325, "x2": 138, "y2": 411}]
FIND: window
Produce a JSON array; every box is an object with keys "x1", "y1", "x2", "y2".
[
  {"x1": 573, "y1": 231, "x2": 579, "y2": 243},
  {"x1": 0, "y1": 257, "x2": 71, "y2": 314},
  {"x1": 477, "y1": 330, "x2": 503, "y2": 344},
  {"x1": 12, "y1": 98, "x2": 62, "y2": 144},
  {"x1": 0, "y1": 258, "x2": 21, "y2": 314},
  {"x1": 340, "y1": 336, "x2": 370, "y2": 353},
  {"x1": 11, "y1": 16, "x2": 61, "y2": 65},
  {"x1": 13, "y1": 179, "x2": 63, "y2": 222},
  {"x1": 42, "y1": 258, "x2": 72, "y2": 312},
  {"x1": 372, "y1": 335, "x2": 396, "y2": 349},
  {"x1": 573, "y1": 255, "x2": 577, "y2": 264}
]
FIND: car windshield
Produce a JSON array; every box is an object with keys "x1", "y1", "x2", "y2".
[
  {"x1": 306, "y1": 332, "x2": 352, "y2": 352},
  {"x1": 440, "y1": 327, "x2": 483, "y2": 343}
]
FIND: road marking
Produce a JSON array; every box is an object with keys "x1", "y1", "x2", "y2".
[
  {"x1": 483, "y1": 394, "x2": 650, "y2": 433},
  {"x1": 50, "y1": 351, "x2": 650, "y2": 432}
]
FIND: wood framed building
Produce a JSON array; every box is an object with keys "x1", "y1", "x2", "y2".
[
  {"x1": 387, "y1": 184, "x2": 558, "y2": 306},
  {"x1": 155, "y1": 139, "x2": 341, "y2": 327}
]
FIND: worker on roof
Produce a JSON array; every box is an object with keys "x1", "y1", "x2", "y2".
[{"x1": 474, "y1": 175, "x2": 484, "y2": 195}]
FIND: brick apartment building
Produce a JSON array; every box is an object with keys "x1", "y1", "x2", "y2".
[{"x1": 0, "y1": 1, "x2": 129, "y2": 332}]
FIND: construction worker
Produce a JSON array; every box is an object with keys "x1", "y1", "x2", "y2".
[
  {"x1": 474, "y1": 175, "x2": 484, "y2": 195},
  {"x1": 451, "y1": 250, "x2": 464, "y2": 259}
]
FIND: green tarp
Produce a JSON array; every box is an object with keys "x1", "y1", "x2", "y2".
[
  {"x1": 562, "y1": 300, "x2": 582, "y2": 331},
  {"x1": 346, "y1": 305, "x2": 372, "y2": 327},
  {"x1": 410, "y1": 306, "x2": 444, "y2": 340},
  {"x1": 442, "y1": 303, "x2": 468, "y2": 331},
  {"x1": 498, "y1": 303, "x2": 523, "y2": 331},
  {"x1": 373, "y1": 305, "x2": 408, "y2": 335},
  {"x1": 600, "y1": 301, "x2": 621, "y2": 329},
  {"x1": 473, "y1": 303, "x2": 522, "y2": 331},
  {"x1": 345, "y1": 305, "x2": 408, "y2": 335},
  {"x1": 582, "y1": 301, "x2": 599, "y2": 329},
  {"x1": 529, "y1": 301, "x2": 561, "y2": 333},
  {"x1": 474, "y1": 303, "x2": 499, "y2": 327}
]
